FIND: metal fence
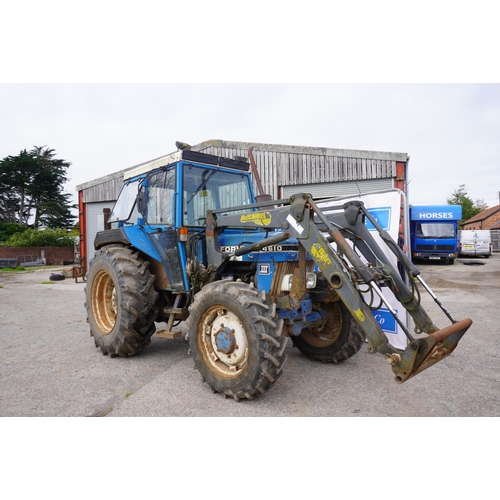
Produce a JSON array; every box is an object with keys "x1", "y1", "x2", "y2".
[{"x1": 491, "y1": 230, "x2": 500, "y2": 252}]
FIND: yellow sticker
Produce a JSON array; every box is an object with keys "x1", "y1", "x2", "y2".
[
  {"x1": 240, "y1": 211, "x2": 272, "y2": 226},
  {"x1": 310, "y1": 243, "x2": 332, "y2": 268},
  {"x1": 354, "y1": 308, "x2": 366, "y2": 322}
]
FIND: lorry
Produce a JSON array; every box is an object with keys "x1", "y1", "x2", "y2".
[
  {"x1": 410, "y1": 205, "x2": 462, "y2": 265},
  {"x1": 85, "y1": 146, "x2": 472, "y2": 401},
  {"x1": 458, "y1": 230, "x2": 492, "y2": 258}
]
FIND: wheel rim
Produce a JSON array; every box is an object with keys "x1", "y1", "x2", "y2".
[
  {"x1": 199, "y1": 305, "x2": 249, "y2": 379},
  {"x1": 91, "y1": 270, "x2": 117, "y2": 334},
  {"x1": 301, "y1": 301, "x2": 343, "y2": 347}
]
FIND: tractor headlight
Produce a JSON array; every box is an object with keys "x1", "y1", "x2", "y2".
[
  {"x1": 306, "y1": 272, "x2": 317, "y2": 289},
  {"x1": 280, "y1": 273, "x2": 317, "y2": 292}
]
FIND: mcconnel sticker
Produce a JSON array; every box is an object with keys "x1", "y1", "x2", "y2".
[
  {"x1": 311, "y1": 243, "x2": 332, "y2": 269},
  {"x1": 240, "y1": 212, "x2": 272, "y2": 226}
]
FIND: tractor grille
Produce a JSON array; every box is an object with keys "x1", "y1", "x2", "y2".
[{"x1": 270, "y1": 261, "x2": 314, "y2": 297}]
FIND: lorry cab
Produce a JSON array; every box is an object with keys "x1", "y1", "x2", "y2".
[
  {"x1": 410, "y1": 205, "x2": 462, "y2": 265},
  {"x1": 458, "y1": 230, "x2": 492, "y2": 258}
]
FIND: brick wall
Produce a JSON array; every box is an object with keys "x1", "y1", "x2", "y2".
[
  {"x1": 463, "y1": 209, "x2": 500, "y2": 230},
  {"x1": 0, "y1": 246, "x2": 74, "y2": 266},
  {"x1": 484, "y1": 211, "x2": 500, "y2": 229}
]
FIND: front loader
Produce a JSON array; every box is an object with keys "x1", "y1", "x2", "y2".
[{"x1": 85, "y1": 148, "x2": 472, "y2": 401}]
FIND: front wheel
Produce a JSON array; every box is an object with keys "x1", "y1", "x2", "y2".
[
  {"x1": 187, "y1": 281, "x2": 288, "y2": 401},
  {"x1": 291, "y1": 299, "x2": 365, "y2": 363}
]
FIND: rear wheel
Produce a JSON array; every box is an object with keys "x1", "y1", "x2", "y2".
[
  {"x1": 85, "y1": 245, "x2": 158, "y2": 357},
  {"x1": 291, "y1": 299, "x2": 365, "y2": 363},
  {"x1": 188, "y1": 280, "x2": 288, "y2": 401}
]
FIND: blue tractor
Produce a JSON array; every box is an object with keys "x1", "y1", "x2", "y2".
[{"x1": 85, "y1": 146, "x2": 472, "y2": 401}]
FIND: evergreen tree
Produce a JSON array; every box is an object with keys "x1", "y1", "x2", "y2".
[
  {"x1": 0, "y1": 146, "x2": 76, "y2": 229},
  {"x1": 0, "y1": 149, "x2": 37, "y2": 225}
]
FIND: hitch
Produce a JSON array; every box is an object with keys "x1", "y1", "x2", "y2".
[{"x1": 386, "y1": 318, "x2": 472, "y2": 383}]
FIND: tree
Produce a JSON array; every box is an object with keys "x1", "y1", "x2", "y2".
[
  {"x1": 474, "y1": 199, "x2": 489, "y2": 212},
  {"x1": 0, "y1": 149, "x2": 37, "y2": 225},
  {"x1": 0, "y1": 146, "x2": 76, "y2": 229},
  {"x1": 446, "y1": 184, "x2": 485, "y2": 223}
]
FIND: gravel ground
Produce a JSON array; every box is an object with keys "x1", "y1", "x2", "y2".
[{"x1": 1, "y1": 254, "x2": 499, "y2": 417}]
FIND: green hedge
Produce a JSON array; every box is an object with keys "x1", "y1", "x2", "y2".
[
  {"x1": 0, "y1": 222, "x2": 27, "y2": 242},
  {"x1": 0, "y1": 228, "x2": 76, "y2": 247}
]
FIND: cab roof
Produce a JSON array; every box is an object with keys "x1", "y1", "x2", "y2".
[{"x1": 124, "y1": 150, "x2": 250, "y2": 180}]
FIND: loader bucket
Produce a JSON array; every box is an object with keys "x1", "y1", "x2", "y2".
[{"x1": 388, "y1": 318, "x2": 472, "y2": 383}]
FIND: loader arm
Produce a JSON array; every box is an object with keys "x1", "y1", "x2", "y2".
[{"x1": 205, "y1": 193, "x2": 472, "y2": 383}]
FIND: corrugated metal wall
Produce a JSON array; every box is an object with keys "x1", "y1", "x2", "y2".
[
  {"x1": 82, "y1": 176, "x2": 123, "y2": 204},
  {"x1": 78, "y1": 140, "x2": 407, "y2": 203},
  {"x1": 192, "y1": 140, "x2": 405, "y2": 199}
]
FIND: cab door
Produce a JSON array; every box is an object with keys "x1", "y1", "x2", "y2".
[{"x1": 143, "y1": 167, "x2": 187, "y2": 291}]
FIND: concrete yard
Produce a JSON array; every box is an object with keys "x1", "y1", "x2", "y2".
[{"x1": 1, "y1": 255, "x2": 499, "y2": 417}]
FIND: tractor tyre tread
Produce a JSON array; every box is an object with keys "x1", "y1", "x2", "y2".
[
  {"x1": 85, "y1": 245, "x2": 158, "y2": 357},
  {"x1": 188, "y1": 281, "x2": 288, "y2": 401}
]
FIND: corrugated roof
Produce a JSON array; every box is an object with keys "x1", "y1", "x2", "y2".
[
  {"x1": 463, "y1": 204, "x2": 500, "y2": 224},
  {"x1": 192, "y1": 139, "x2": 409, "y2": 162}
]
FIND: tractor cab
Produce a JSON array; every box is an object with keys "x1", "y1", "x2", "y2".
[{"x1": 102, "y1": 150, "x2": 259, "y2": 291}]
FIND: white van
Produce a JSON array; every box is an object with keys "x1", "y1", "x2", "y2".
[{"x1": 458, "y1": 230, "x2": 492, "y2": 258}]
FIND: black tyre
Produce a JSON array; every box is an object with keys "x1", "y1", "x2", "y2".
[
  {"x1": 187, "y1": 280, "x2": 288, "y2": 401},
  {"x1": 50, "y1": 273, "x2": 65, "y2": 281},
  {"x1": 291, "y1": 299, "x2": 365, "y2": 363},
  {"x1": 85, "y1": 245, "x2": 158, "y2": 357}
]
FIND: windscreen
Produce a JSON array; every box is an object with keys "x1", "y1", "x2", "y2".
[
  {"x1": 183, "y1": 166, "x2": 253, "y2": 226},
  {"x1": 416, "y1": 222, "x2": 455, "y2": 238}
]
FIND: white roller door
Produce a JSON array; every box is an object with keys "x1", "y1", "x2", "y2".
[
  {"x1": 282, "y1": 179, "x2": 393, "y2": 199},
  {"x1": 86, "y1": 201, "x2": 115, "y2": 263}
]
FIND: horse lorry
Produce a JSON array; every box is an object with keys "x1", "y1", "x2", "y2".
[{"x1": 85, "y1": 147, "x2": 472, "y2": 401}]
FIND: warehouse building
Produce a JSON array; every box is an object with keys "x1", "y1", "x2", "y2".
[{"x1": 76, "y1": 139, "x2": 409, "y2": 273}]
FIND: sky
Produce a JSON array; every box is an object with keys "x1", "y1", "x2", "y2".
[
  {"x1": 1, "y1": 2, "x2": 500, "y2": 216},
  {"x1": 1, "y1": 83, "x2": 499, "y2": 210}
]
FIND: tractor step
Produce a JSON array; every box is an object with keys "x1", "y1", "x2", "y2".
[{"x1": 156, "y1": 329, "x2": 182, "y2": 339}]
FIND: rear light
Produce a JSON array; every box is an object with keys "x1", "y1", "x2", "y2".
[{"x1": 179, "y1": 227, "x2": 188, "y2": 242}]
